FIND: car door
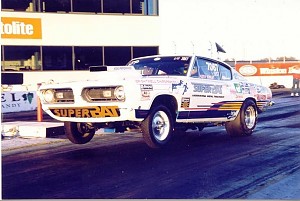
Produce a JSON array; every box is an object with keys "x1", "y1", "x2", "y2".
[{"x1": 186, "y1": 57, "x2": 234, "y2": 121}]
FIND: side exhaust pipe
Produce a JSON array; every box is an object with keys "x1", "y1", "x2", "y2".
[{"x1": 268, "y1": 101, "x2": 275, "y2": 106}]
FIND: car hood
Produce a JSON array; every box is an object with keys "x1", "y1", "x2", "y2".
[{"x1": 39, "y1": 69, "x2": 142, "y2": 89}]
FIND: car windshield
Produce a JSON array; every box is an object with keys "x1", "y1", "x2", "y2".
[{"x1": 127, "y1": 56, "x2": 192, "y2": 76}]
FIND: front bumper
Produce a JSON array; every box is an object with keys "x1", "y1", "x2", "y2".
[{"x1": 43, "y1": 104, "x2": 142, "y2": 123}]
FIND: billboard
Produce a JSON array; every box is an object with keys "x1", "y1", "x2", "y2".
[
  {"x1": 2, "y1": 91, "x2": 37, "y2": 113},
  {"x1": 235, "y1": 62, "x2": 300, "y2": 76},
  {"x1": 1, "y1": 17, "x2": 42, "y2": 39}
]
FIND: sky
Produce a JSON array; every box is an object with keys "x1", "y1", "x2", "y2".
[{"x1": 159, "y1": 0, "x2": 300, "y2": 60}]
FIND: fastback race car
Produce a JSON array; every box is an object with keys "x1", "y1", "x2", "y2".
[{"x1": 38, "y1": 55, "x2": 272, "y2": 148}]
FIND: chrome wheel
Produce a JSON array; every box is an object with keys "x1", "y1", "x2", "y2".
[
  {"x1": 152, "y1": 111, "x2": 170, "y2": 142},
  {"x1": 225, "y1": 100, "x2": 257, "y2": 136},
  {"x1": 141, "y1": 105, "x2": 174, "y2": 148},
  {"x1": 244, "y1": 106, "x2": 257, "y2": 129}
]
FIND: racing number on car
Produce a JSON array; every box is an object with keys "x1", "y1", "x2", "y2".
[{"x1": 50, "y1": 106, "x2": 120, "y2": 118}]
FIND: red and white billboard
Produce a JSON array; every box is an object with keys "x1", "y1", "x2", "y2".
[{"x1": 235, "y1": 62, "x2": 300, "y2": 76}]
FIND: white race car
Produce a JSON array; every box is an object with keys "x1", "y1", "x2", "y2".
[{"x1": 38, "y1": 55, "x2": 272, "y2": 148}]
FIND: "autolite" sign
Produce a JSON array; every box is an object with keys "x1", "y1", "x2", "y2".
[
  {"x1": 1, "y1": 17, "x2": 42, "y2": 39},
  {"x1": 235, "y1": 62, "x2": 300, "y2": 76}
]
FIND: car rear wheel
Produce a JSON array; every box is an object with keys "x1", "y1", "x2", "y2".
[
  {"x1": 141, "y1": 105, "x2": 174, "y2": 148},
  {"x1": 64, "y1": 122, "x2": 95, "y2": 144},
  {"x1": 225, "y1": 99, "x2": 257, "y2": 136}
]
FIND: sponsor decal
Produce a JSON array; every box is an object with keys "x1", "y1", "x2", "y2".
[
  {"x1": 257, "y1": 94, "x2": 267, "y2": 101},
  {"x1": 136, "y1": 79, "x2": 177, "y2": 84},
  {"x1": 172, "y1": 80, "x2": 184, "y2": 90},
  {"x1": 260, "y1": 68, "x2": 287, "y2": 75},
  {"x1": 181, "y1": 97, "x2": 190, "y2": 108},
  {"x1": 186, "y1": 101, "x2": 242, "y2": 111},
  {"x1": 218, "y1": 102, "x2": 243, "y2": 110},
  {"x1": 238, "y1": 65, "x2": 258, "y2": 76},
  {"x1": 200, "y1": 61, "x2": 220, "y2": 79},
  {"x1": 1, "y1": 17, "x2": 42, "y2": 39},
  {"x1": 50, "y1": 106, "x2": 120, "y2": 118},
  {"x1": 141, "y1": 91, "x2": 151, "y2": 99},
  {"x1": 235, "y1": 62, "x2": 300, "y2": 76},
  {"x1": 192, "y1": 94, "x2": 224, "y2": 98},
  {"x1": 206, "y1": 62, "x2": 219, "y2": 72},
  {"x1": 171, "y1": 80, "x2": 188, "y2": 95},
  {"x1": 192, "y1": 83, "x2": 223, "y2": 94},
  {"x1": 257, "y1": 100, "x2": 269, "y2": 108},
  {"x1": 173, "y1": 56, "x2": 190, "y2": 61},
  {"x1": 140, "y1": 84, "x2": 152, "y2": 100},
  {"x1": 235, "y1": 95, "x2": 244, "y2": 99},
  {"x1": 110, "y1": 66, "x2": 133, "y2": 71},
  {"x1": 242, "y1": 83, "x2": 250, "y2": 94},
  {"x1": 140, "y1": 84, "x2": 153, "y2": 90},
  {"x1": 234, "y1": 83, "x2": 250, "y2": 94},
  {"x1": 178, "y1": 109, "x2": 238, "y2": 120},
  {"x1": 234, "y1": 83, "x2": 243, "y2": 94},
  {"x1": 234, "y1": 83, "x2": 242, "y2": 93}
]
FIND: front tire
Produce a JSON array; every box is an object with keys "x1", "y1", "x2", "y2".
[
  {"x1": 141, "y1": 105, "x2": 174, "y2": 148},
  {"x1": 225, "y1": 99, "x2": 257, "y2": 136},
  {"x1": 64, "y1": 122, "x2": 95, "y2": 144}
]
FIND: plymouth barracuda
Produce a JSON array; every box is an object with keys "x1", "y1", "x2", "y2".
[{"x1": 38, "y1": 55, "x2": 272, "y2": 148}]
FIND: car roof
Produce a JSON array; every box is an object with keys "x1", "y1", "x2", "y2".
[{"x1": 131, "y1": 55, "x2": 232, "y2": 68}]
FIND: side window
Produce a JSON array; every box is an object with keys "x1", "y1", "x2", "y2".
[
  {"x1": 219, "y1": 63, "x2": 232, "y2": 80},
  {"x1": 195, "y1": 57, "x2": 220, "y2": 80}
]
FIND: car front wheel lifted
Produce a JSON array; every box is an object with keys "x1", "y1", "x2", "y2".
[{"x1": 64, "y1": 122, "x2": 95, "y2": 144}]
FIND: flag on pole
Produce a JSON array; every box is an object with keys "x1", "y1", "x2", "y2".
[{"x1": 215, "y1": 42, "x2": 226, "y2": 53}]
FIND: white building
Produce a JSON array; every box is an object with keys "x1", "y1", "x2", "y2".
[
  {"x1": 1, "y1": 0, "x2": 161, "y2": 88},
  {"x1": 1, "y1": 0, "x2": 296, "y2": 90}
]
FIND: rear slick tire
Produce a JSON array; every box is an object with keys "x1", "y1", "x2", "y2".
[
  {"x1": 141, "y1": 105, "x2": 174, "y2": 149},
  {"x1": 64, "y1": 122, "x2": 95, "y2": 144},
  {"x1": 225, "y1": 99, "x2": 257, "y2": 137}
]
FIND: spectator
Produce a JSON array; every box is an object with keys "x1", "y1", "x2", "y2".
[{"x1": 291, "y1": 66, "x2": 300, "y2": 97}]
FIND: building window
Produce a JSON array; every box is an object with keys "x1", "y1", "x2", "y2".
[
  {"x1": 42, "y1": 46, "x2": 72, "y2": 70},
  {"x1": 104, "y1": 47, "x2": 131, "y2": 65},
  {"x1": 1, "y1": 0, "x2": 159, "y2": 15},
  {"x1": 103, "y1": 0, "x2": 130, "y2": 14},
  {"x1": 1, "y1": 46, "x2": 41, "y2": 71},
  {"x1": 72, "y1": 0, "x2": 101, "y2": 13},
  {"x1": 132, "y1": 0, "x2": 143, "y2": 14},
  {"x1": 133, "y1": 46, "x2": 158, "y2": 58},
  {"x1": 1, "y1": 45, "x2": 159, "y2": 71},
  {"x1": 1, "y1": 0, "x2": 33, "y2": 11},
  {"x1": 41, "y1": 0, "x2": 71, "y2": 12},
  {"x1": 74, "y1": 46, "x2": 103, "y2": 70},
  {"x1": 140, "y1": 0, "x2": 158, "y2": 15}
]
